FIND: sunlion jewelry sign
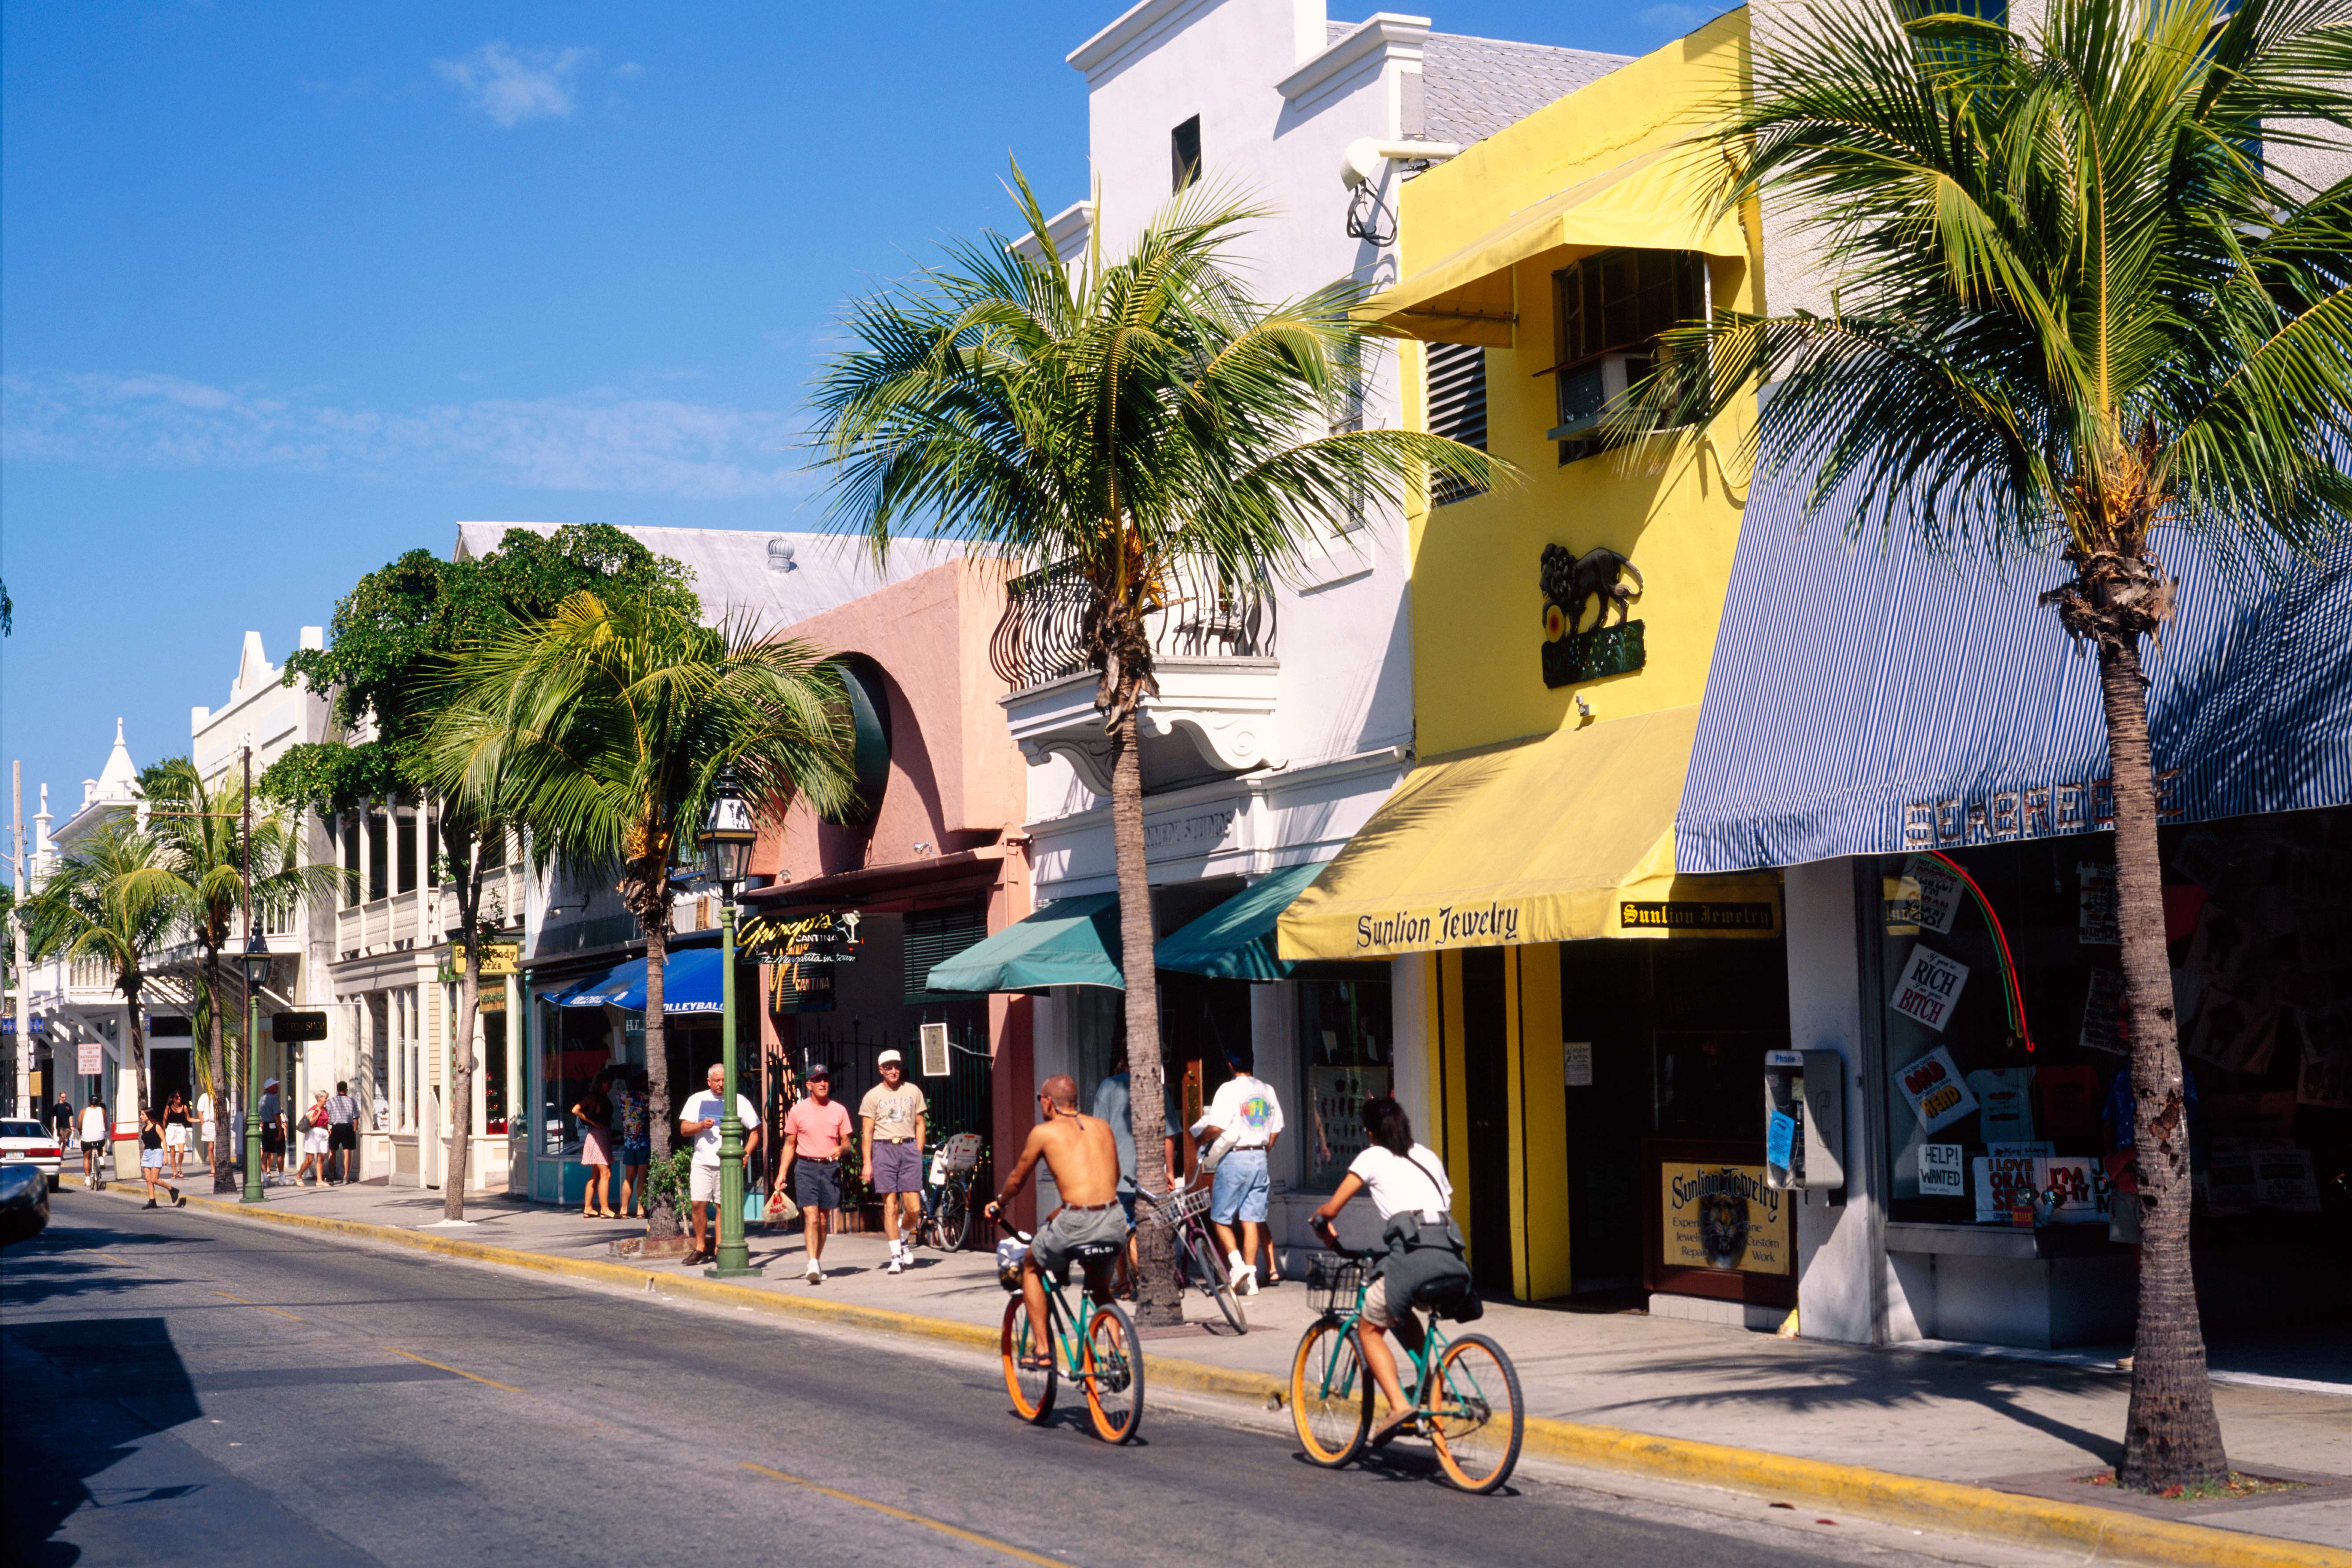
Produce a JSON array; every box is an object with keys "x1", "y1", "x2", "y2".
[{"x1": 1354, "y1": 901, "x2": 1522, "y2": 952}]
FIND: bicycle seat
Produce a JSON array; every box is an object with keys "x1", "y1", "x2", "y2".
[{"x1": 1073, "y1": 1241, "x2": 1122, "y2": 1260}]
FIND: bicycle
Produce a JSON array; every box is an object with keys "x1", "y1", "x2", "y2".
[
  {"x1": 1133, "y1": 1178, "x2": 1246, "y2": 1334},
  {"x1": 921, "y1": 1131, "x2": 985, "y2": 1251},
  {"x1": 1290, "y1": 1246, "x2": 1524, "y2": 1493},
  {"x1": 994, "y1": 1216, "x2": 1145, "y2": 1444}
]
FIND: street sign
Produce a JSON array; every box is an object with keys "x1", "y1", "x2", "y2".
[
  {"x1": 76, "y1": 1041, "x2": 105, "y2": 1075},
  {"x1": 272, "y1": 1010, "x2": 329, "y2": 1044}
]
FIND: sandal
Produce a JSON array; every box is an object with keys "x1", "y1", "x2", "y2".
[
  {"x1": 1369, "y1": 1410, "x2": 1416, "y2": 1449},
  {"x1": 1017, "y1": 1353, "x2": 1055, "y2": 1372},
  {"x1": 598, "y1": 1209, "x2": 620, "y2": 1219}
]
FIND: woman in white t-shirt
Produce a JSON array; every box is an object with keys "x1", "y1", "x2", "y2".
[{"x1": 1308, "y1": 1095, "x2": 1461, "y2": 1448}]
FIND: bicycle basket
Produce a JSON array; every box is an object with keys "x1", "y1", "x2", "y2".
[
  {"x1": 1306, "y1": 1254, "x2": 1368, "y2": 1317},
  {"x1": 937, "y1": 1131, "x2": 984, "y2": 1174},
  {"x1": 995, "y1": 1237, "x2": 1029, "y2": 1293},
  {"x1": 1141, "y1": 1182, "x2": 1211, "y2": 1228}
]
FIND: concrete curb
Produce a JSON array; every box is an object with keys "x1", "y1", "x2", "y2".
[{"x1": 69, "y1": 1180, "x2": 2348, "y2": 1568}]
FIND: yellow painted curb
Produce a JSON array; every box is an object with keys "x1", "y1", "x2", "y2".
[{"x1": 69, "y1": 1179, "x2": 2347, "y2": 1568}]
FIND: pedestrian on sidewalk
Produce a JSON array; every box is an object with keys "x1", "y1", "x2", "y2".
[
  {"x1": 297, "y1": 1091, "x2": 331, "y2": 1186},
  {"x1": 778, "y1": 1062, "x2": 851, "y2": 1283},
  {"x1": 78, "y1": 1097, "x2": 108, "y2": 1187},
  {"x1": 259, "y1": 1078, "x2": 286, "y2": 1186},
  {"x1": 162, "y1": 1091, "x2": 192, "y2": 1180},
  {"x1": 51, "y1": 1092, "x2": 76, "y2": 1153},
  {"x1": 860, "y1": 1049, "x2": 927, "y2": 1275},
  {"x1": 325, "y1": 1081, "x2": 360, "y2": 1184},
  {"x1": 677, "y1": 1062, "x2": 761, "y2": 1268},
  {"x1": 615, "y1": 1068, "x2": 651, "y2": 1219},
  {"x1": 193, "y1": 1088, "x2": 214, "y2": 1166},
  {"x1": 138, "y1": 1106, "x2": 182, "y2": 1208},
  {"x1": 1201, "y1": 1045, "x2": 1284, "y2": 1296},
  {"x1": 573, "y1": 1066, "x2": 619, "y2": 1219},
  {"x1": 1092, "y1": 1049, "x2": 1182, "y2": 1294}
]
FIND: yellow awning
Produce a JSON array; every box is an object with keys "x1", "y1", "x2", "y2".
[
  {"x1": 1366, "y1": 148, "x2": 1749, "y2": 346},
  {"x1": 1275, "y1": 705, "x2": 1781, "y2": 960}
]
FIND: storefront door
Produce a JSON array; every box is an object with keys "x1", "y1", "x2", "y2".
[
  {"x1": 1561, "y1": 942, "x2": 1647, "y2": 1294},
  {"x1": 1459, "y1": 948, "x2": 1515, "y2": 1297}
]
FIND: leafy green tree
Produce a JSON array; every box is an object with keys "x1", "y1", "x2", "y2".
[
  {"x1": 423, "y1": 589, "x2": 853, "y2": 1238},
  {"x1": 1631, "y1": 0, "x2": 2352, "y2": 1490},
  {"x1": 265, "y1": 524, "x2": 698, "y2": 1220},
  {"x1": 808, "y1": 171, "x2": 1505, "y2": 1322},
  {"x1": 142, "y1": 757, "x2": 338, "y2": 1192},
  {"x1": 26, "y1": 818, "x2": 180, "y2": 1131}
]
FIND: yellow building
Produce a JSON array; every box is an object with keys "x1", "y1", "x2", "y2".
[{"x1": 1280, "y1": 11, "x2": 1798, "y2": 1320}]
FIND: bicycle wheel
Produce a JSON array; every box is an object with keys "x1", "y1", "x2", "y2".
[
  {"x1": 1081, "y1": 1301, "x2": 1145, "y2": 1444},
  {"x1": 1000, "y1": 1294, "x2": 1057, "y2": 1423},
  {"x1": 1429, "y1": 1333, "x2": 1524, "y2": 1494},
  {"x1": 937, "y1": 1183, "x2": 971, "y2": 1252},
  {"x1": 1179, "y1": 1226, "x2": 1248, "y2": 1334},
  {"x1": 1289, "y1": 1316, "x2": 1371, "y2": 1467}
]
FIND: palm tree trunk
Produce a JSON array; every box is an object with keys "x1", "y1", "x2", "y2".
[
  {"x1": 1110, "y1": 704, "x2": 1184, "y2": 1328},
  {"x1": 207, "y1": 953, "x2": 235, "y2": 1192},
  {"x1": 2098, "y1": 640, "x2": 2229, "y2": 1492},
  {"x1": 642, "y1": 918, "x2": 681, "y2": 1239},
  {"x1": 445, "y1": 867, "x2": 483, "y2": 1221},
  {"x1": 123, "y1": 976, "x2": 150, "y2": 1133}
]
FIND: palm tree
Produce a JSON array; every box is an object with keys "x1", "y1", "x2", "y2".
[
  {"x1": 809, "y1": 170, "x2": 1506, "y2": 1323},
  {"x1": 424, "y1": 588, "x2": 855, "y2": 1237},
  {"x1": 27, "y1": 818, "x2": 181, "y2": 1133},
  {"x1": 1627, "y1": 0, "x2": 2352, "y2": 1490},
  {"x1": 143, "y1": 757, "x2": 338, "y2": 1191}
]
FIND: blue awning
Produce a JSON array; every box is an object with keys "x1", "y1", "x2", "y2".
[
  {"x1": 1676, "y1": 476, "x2": 2352, "y2": 873},
  {"x1": 924, "y1": 894, "x2": 1123, "y2": 993},
  {"x1": 1154, "y1": 862, "x2": 1328, "y2": 980},
  {"x1": 550, "y1": 949, "x2": 726, "y2": 1014}
]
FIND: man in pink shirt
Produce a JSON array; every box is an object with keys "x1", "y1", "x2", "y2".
[{"x1": 777, "y1": 1063, "x2": 853, "y2": 1283}]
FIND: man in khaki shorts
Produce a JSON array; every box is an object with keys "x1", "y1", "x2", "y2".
[
  {"x1": 677, "y1": 1063, "x2": 761, "y2": 1268},
  {"x1": 985, "y1": 1075, "x2": 1127, "y2": 1369},
  {"x1": 860, "y1": 1049, "x2": 928, "y2": 1275}
]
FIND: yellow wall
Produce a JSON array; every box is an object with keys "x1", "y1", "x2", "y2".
[{"x1": 1399, "y1": 10, "x2": 1759, "y2": 758}]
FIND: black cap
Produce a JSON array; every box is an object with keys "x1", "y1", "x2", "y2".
[{"x1": 805, "y1": 1062, "x2": 831, "y2": 1080}]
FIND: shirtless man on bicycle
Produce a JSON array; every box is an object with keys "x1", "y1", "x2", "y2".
[{"x1": 985, "y1": 1075, "x2": 1127, "y2": 1369}]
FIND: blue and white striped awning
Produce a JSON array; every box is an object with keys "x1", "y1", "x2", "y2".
[{"x1": 1675, "y1": 478, "x2": 2352, "y2": 873}]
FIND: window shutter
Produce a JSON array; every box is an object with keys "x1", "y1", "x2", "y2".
[
  {"x1": 1425, "y1": 342, "x2": 1487, "y2": 506},
  {"x1": 904, "y1": 903, "x2": 991, "y2": 1004}
]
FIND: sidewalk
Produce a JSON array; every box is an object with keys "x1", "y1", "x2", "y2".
[{"x1": 66, "y1": 1175, "x2": 2352, "y2": 1556}]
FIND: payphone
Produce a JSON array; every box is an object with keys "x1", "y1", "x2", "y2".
[{"x1": 1763, "y1": 1049, "x2": 1846, "y2": 1192}]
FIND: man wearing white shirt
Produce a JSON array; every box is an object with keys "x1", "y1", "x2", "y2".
[
  {"x1": 1199, "y1": 1047, "x2": 1284, "y2": 1296},
  {"x1": 677, "y1": 1062, "x2": 761, "y2": 1267}
]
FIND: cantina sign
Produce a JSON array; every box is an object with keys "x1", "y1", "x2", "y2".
[
  {"x1": 1540, "y1": 545, "x2": 1647, "y2": 689},
  {"x1": 742, "y1": 909, "x2": 862, "y2": 966}
]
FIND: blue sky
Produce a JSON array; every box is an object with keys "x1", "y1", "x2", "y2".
[{"x1": 0, "y1": 0, "x2": 1721, "y2": 867}]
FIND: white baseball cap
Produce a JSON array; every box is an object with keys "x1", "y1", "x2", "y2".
[{"x1": 878, "y1": 1049, "x2": 902, "y2": 1067}]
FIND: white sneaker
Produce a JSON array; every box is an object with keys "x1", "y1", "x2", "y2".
[
  {"x1": 804, "y1": 1261, "x2": 823, "y2": 1283},
  {"x1": 1241, "y1": 1270, "x2": 1260, "y2": 1297},
  {"x1": 887, "y1": 1255, "x2": 903, "y2": 1275}
]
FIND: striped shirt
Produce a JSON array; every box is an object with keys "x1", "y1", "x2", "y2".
[{"x1": 326, "y1": 1094, "x2": 359, "y2": 1126}]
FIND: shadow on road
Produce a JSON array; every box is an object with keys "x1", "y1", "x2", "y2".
[{"x1": 3, "y1": 1315, "x2": 203, "y2": 1566}]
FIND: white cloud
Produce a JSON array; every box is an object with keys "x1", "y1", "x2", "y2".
[
  {"x1": 432, "y1": 42, "x2": 592, "y2": 127},
  {"x1": 1639, "y1": 3, "x2": 1710, "y2": 30},
  {"x1": 0, "y1": 371, "x2": 814, "y2": 501}
]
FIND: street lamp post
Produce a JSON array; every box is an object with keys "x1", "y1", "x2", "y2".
[
  {"x1": 700, "y1": 772, "x2": 759, "y2": 1278},
  {"x1": 240, "y1": 929, "x2": 271, "y2": 1204}
]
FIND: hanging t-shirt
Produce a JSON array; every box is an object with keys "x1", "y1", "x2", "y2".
[{"x1": 1347, "y1": 1143, "x2": 1454, "y2": 1222}]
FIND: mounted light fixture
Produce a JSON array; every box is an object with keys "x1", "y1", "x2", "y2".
[{"x1": 699, "y1": 771, "x2": 756, "y2": 899}]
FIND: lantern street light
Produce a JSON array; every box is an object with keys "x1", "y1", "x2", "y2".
[
  {"x1": 700, "y1": 771, "x2": 759, "y2": 1277},
  {"x1": 239, "y1": 928, "x2": 272, "y2": 1204}
]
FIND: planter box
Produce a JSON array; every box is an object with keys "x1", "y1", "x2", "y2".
[{"x1": 610, "y1": 1234, "x2": 692, "y2": 1261}]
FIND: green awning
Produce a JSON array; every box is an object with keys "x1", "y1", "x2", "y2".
[
  {"x1": 923, "y1": 893, "x2": 1124, "y2": 993},
  {"x1": 1152, "y1": 862, "x2": 1329, "y2": 981}
]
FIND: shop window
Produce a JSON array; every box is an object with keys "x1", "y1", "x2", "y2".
[
  {"x1": 1549, "y1": 247, "x2": 1705, "y2": 463},
  {"x1": 1298, "y1": 979, "x2": 1393, "y2": 1190},
  {"x1": 1874, "y1": 811, "x2": 2345, "y2": 1232},
  {"x1": 1426, "y1": 342, "x2": 1487, "y2": 505}
]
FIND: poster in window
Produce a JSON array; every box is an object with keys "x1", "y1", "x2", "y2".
[
  {"x1": 1659, "y1": 1162, "x2": 1790, "y2": 1275},
  {"x1": 1917, "y1": 1142, "x2": 1966, "y2": 1197},
  {"x1": 1967, "y1": 1068, "x2": 2036, "y2": 1144},
  {"x1": 2080, "y1": 968, "x2": 2125, "y2": 1054},
  {"x1": 2077, "y1": 862, "x2": 2119, "y2": 945},
  {"x1": 2297, "y1": 1033, "x2": 2352, "y2": 1109},
  {"x1": 1890, "y1": 946, "x2": 1970, "y2": 1033},
  {"x1": 1903, "y1": 855, "x2": 1963, "y2": 935},
  {"x1": 2184, "y1": 985, "x2": 2279, "y2": 1074},
  {"x1": 1895, "y1": 1044, "x2": 1978, "y2": 1135}
]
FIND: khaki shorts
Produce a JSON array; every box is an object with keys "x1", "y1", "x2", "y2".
[
  {"x1": 1029, "y1": 1202, "x2": 1130, "y2": 1282},
  {"x1": 690, "y1": 1162, "x2": 722, "y2": 1204}
]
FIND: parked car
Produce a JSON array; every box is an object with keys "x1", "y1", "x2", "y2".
[
  {"x1": 0, "y1": 1161, "x2": 49, "y2": 1246},
  {"x1": 0, "y1": 1118, "x2": 64, "y2": 1192}
]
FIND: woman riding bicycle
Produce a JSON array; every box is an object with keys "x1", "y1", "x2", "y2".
[{"x1": 1308, "y1": 1095, "x2": 1471, "y2": 1450}]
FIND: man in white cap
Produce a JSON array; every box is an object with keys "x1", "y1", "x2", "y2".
[{"x1": 859, "y1": 1049, "x2": 928, "y2": 1274}]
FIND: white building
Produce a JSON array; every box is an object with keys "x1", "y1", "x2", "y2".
[{"x1": 1002, "y1": 0, "x2": 1622, "y2": 1244}]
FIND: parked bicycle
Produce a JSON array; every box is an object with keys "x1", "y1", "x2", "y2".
[
  {"x1": 922, "y1": 1131, "x2": 985, "y2": 1251},
  {"x1": 1290, "y1": 1246, "x2": 1524, "y2": 1493},
  {"x1": 1133, "y1": 1177, "x2": 1246, "y2": 1334},
  {"x1": 994, "y1": 1216, "x2": 1145, "y2": 1444}
]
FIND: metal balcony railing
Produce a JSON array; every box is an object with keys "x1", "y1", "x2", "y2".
[{"x1": 989, "y1": 557, "x2": 1274, "y2": 692}]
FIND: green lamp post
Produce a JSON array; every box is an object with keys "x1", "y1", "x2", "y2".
[
  {"x1": 240, "y1": 928, "x2": 271, "y2": 1204},
  {"x1": 701, "y1": 771, "x2": 759, "y2": 1277}
]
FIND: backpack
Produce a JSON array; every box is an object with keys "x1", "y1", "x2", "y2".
[{"x1": 1381, "y1": 1151, "x2": 1483, "y2": 1323}]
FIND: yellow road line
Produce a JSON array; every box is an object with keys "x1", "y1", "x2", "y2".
[
  {"x1": 211, "y1": 1290, "x2": 304, "y2": 1321},
  {"x1": 382, "y1": 1346, "x2": 521, "y2": 1393},
  {"x1": 740, "y1": 1463, "x2": 1066, "y2": 1566},
  {"x1": 95, "y1": 1252, "x2": 135, "y2": 1266}
]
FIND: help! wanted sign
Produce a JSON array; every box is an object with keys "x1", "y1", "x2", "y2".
[
  {"x1": 1890, "y1": 946, "x2": 1970, "y2": 1032},
  {"x1": 1897, "y1": 1044, "x2": 1978, "y2": 1135}
]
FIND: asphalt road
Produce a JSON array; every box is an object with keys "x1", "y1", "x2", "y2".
[{"x1": 6, "y1": 1200, "x2": 2012, "y2": 1568}]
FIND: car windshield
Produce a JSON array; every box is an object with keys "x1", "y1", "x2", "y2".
[{"x1": 0, "y1": 1121, "x2": 46, "y2": 1138}]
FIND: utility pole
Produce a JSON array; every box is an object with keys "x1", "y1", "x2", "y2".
[{"x1": 11, "y1": 762, "x2": 29, "y2": 1119}]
